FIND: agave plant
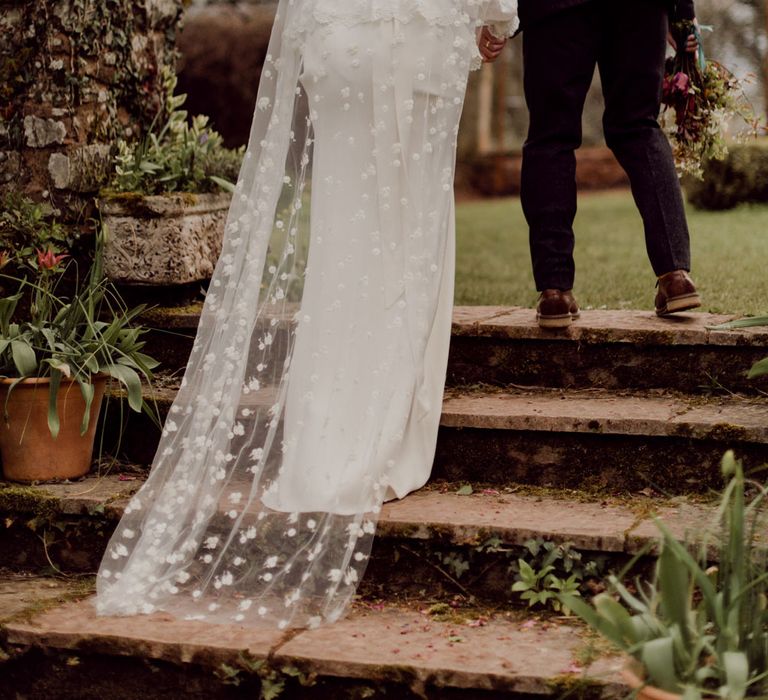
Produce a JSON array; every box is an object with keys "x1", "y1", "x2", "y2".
[
  {"x1": 561, "y1": 451, "x2": 768, "y2": 699},
  {"x1": 0, "y1": 225, "x2": 159, "y2": 437}
]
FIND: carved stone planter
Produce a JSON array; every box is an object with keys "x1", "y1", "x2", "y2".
[{"x1": 99, "y1": 192, "x2": 231, "y2": 286}]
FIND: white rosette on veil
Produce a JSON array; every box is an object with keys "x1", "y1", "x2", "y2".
[{"x1": 96, "y1": 0, "x2": 518, "y2": 629}]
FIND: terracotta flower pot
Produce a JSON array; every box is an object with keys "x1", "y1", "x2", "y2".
[
  {"x1": 0, "y1": 375, "x2": 108, "y2": 483},
  {"x1": 622, "y1": 660, "x2": 682, "y2": 700}
]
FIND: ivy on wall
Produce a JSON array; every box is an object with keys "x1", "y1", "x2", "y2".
[{"x1": 0, "y1": 0, "x2": 185, "y2": 199}]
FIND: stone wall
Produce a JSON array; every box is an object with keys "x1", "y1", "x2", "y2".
[{"x1": 0, "y1": 0, "x2": 184, "y2": 217}]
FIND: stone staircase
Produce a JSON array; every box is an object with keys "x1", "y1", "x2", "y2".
[{"x1": 2, "y1": 306, "x2": 768, "y2": 699}]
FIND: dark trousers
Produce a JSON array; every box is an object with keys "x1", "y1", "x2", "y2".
[{"x1": 521, "y1": 0, "x2": 691, "y2": 292}]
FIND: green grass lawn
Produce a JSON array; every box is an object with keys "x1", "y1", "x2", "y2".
[{"x1": 455, "y1": 189, "x2": 768, "y2": 316}]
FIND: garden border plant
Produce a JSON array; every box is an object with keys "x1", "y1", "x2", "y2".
[
  {"x1": 561, "y1": 451, "x2": 768, "y2": 699},
  {"x1": 0, "y1": 195, "x2": 159, "y2": 482}
]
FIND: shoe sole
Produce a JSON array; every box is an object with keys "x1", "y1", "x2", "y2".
[
  {"x1": 656, "y1": 293, "x2": 702, "y2": 316},
  {"x1": 537, "y1": 311, "x2": 581, "y2": 329}
]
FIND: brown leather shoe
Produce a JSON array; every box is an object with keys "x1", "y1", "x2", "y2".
[
  {"x1": 536, "y1": 289, "x2": 580, "y2": 329},
  {"x1": 655, "y1": 270, "x2": 701, "y2": 316}
]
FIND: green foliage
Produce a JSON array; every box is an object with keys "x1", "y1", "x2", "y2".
[
  {"x1": 108, "y1": 68, "x2": 242, "y2": 196},
  {"x1": 431, "y1": 536, "x2": 605, "y2": 612},
  {"x1": 214, "y1": 653, "x2": 314, "y2": 699},
  {"x1": 562, "y1": 452, "x2": 768, "y2": 698},
  {"x1": 686, "y1": 141, "x2": 768, "y2": 211},
  {"x1": 1, "y1": 0, "x2": 182, "y2": 151},
  {"x1": 0, "y1": 222, "x2": 159, "y2": 437},
  {"x1": 0, "y1": 193, "x2": 74, "y2": 272},
  {"x1": 435, "y1": 550, "x2": 471, "y2": 580},
  {"x1": 509, "y1": 539, "x2": 604, "y2": 613}
]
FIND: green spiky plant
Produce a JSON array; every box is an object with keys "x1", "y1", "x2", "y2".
[{"x1": 561, "y1": 451, "x2": 768, "y2": 699}]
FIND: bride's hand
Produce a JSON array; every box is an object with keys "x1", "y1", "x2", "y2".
[{"x1": 479, "y1": 26, "x2": 507, "y2": 62}]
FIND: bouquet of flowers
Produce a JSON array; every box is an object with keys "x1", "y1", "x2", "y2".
[{"x1": 661, "y1": 21, "x2": 758, "y2": 179}]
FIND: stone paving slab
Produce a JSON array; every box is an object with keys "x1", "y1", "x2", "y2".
[
  {"x1": 0, "y1": 575, "x2": 84, "y2": 624},
  {"x1": 4, "y1": 598, "x2": 624, "y2": 696},
  {"x1": 378, "y1": 491, "x2": 714, "y2": 555},
  {"x1": 450, "y1": 307, "x2": 768, "y2": 347},
  {"x1": 442, "y1": 390, "x2": 768, "y2": 443},
  {"x1": 275, "y1": 607, "x2": 623, "y2": 695},
  {"x1": 4, "y1": 598, "x2": 286, "y2": 667}
]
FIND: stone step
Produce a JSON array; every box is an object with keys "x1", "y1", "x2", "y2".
[
  {"x1": 450, "y1": 307, "x2": 768, "y2": 394},
  {"x1": 0, "y1": 474, "x2": 717, "y2": 602},
  {"x1": 104, "y1": 376, "x2": 768, "y2": 493},
  {"x1": 434, "y1": 388, "x2": 768, "y2": 494},
  {"x1": 3, "y1": 593, "x2": 624, "y2": 699},
  {"x1": 137, "y1": 305, "x2": 768, "y2": 393}
]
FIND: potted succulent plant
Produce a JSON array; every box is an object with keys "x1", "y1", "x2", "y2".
[
  {"x1": 99, "y1": 68, "x2": 241, "y2": 288},
  {"x1": 561, "y1": 451, "x2": 768, "y2": 700},
  {"x1": 0, "y1": 196, "x2": 158, "y2": 482}
]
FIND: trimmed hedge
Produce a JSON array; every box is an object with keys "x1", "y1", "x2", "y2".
[{"x1": 686, "y1": 140, "x2": 768, "y2": 210}]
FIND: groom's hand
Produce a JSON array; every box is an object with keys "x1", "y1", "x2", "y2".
[
  {"x1": 479, "y1": 26, "x2": 506, "y2": 63},
  {"x1": 667, "y1": 18, "x2": 699, "y2": 53}
]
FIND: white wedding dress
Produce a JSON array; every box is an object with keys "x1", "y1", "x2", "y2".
[{"x1": 96, "y1": 0, "x2": 518, "y2": 629}]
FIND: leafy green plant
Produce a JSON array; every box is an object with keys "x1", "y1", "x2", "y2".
[
  {"x1": 430, "y1": 536, "x2": 605, "y2": 612},
  {"x1": 0, "y1": 225, "x2": 159, "y2": 437},
  {"x1": 510, "y1": 540, "x2": 602, "y2": 613},
  {"x1": 214, "y1": 654, "x2": 314, "y2": 699},
  {"x1": 107, "y1": 68, "x2": 242, "y2": 196},
  {"x1": 0, "y1": 193, "x2": 75, "y2": 277},
  {"x1": 512, "y1": 559, "x2": 580, "y2": 612},
  {"x1": 561, "y1": 452, "x2": 768, "y2": 699}
]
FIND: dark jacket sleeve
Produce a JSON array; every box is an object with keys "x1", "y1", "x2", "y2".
[{"x1": 672, "y1": 0, "x2": 696, "y2": 20}]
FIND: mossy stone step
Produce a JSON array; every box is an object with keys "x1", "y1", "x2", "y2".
[
  {"x1": 450, "y1": 307, "x2": 768, "y2": 394},
  {"x1": 434, "y1": 388, "x2": 768, "y2": 495},
  {"x1": 103, "y1": 377, "x2": 768, "y2": 493},
  {"x1": 138, "y1": 305, "x2": 768, "y2": 393},
  {"x1": 0, "y1": 475, "x2": 719, "y2": 602},
  {"x1": 3, "y1": 594, "x2": 624, "y2": 699}
]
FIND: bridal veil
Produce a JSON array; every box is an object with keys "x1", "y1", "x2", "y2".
[{"x1": 97, "y1": 0, "x2": 518, "y2": 629}]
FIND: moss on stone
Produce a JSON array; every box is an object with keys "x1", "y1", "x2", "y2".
[
  {"x1": 139, "y1": 302, "x2": 204, "y2": 327},
  {"x1": 707, "y1": 423, "x2": 751, "y2": 443},
  {"x1": 0, "y1": 576, "x2": 96, "y2": 627},
  {"x1": 0, "y1": 485, "x2": 61, "y2": 519}
]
